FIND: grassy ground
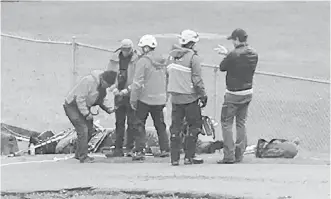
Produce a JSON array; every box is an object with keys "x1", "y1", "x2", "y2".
[
  {"x1": 1, "y1": 190, "x2": 228, "y2": 199},
  {"x1": 1, "y1": 2, "x2": 330, "y2": 152}
]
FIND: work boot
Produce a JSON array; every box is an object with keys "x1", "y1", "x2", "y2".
[
  {"x1": 171, "y1": 160, "x2": 180, "y2": 166},
  {"x1": 105, "y1": 149, "x2": 124, "y2": 158},
  {"x1": 132, "y1": 151, "x2": 145, "y2": 161},
  {"x1": 216, "y1": 159, "x2": 235, "y2": 164},
  {"x1": 159, "y1": 151, "x2": 170, "y2": 158},
  {"x1": 124, "y1": 148, "x2": 134, "y2": 157},
  {"x1": 79, "y1": 155, "x2": 95, "y2": 163},
  {"x1": 184, "y1": 158, "x2": 193, "y2": 165},
  {"x1": 155, "y1": 150, "x2": 170, "y2": 158},
  {"x1": 184, "y1": 156, "x2": 204, "y2": 165},
  {"x1": 192, "y1": 156, "x2": 204, "y2": 164}
]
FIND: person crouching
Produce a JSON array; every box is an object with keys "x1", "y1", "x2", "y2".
[{"x1": 63, "y1": 70, "x2": 117, "y2": 163}]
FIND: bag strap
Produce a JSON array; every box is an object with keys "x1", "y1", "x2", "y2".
[{"x1": 189, "y1": 52, "x2": 197, "y2": 68}]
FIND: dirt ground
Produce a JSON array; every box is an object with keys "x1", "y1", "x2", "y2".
[{"x1": 1, "y1": 153, "x2": 330, "y2": 199}]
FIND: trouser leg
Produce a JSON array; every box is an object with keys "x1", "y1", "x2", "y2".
[
  {"x1": 63, "y1": 104, "x2": 89, "y2": 160},
  {"x1": 125, "y1": 102, "x2": 136, "y2": 150},
  {"x1": 184, "y1": 100, "x2": 203, "y2": 159},
  {"x1": 221, "y1": 102, "x2": 237, "y2": 162},
  {"x1": 133, "y1": 101, "x2": 149, "y2": 152},
  {"x1": 115, "y1": 105, "x2": 126, "y2": 150},
  {"x1": 170, "y1": 103, "x2": 185, "y2": 162},
  {"x1": 235, "y1": 101, "x2": 250, "y2": 161},
  {"x1": 150, "y1": 105, "x2": 169, "y2": 152}
]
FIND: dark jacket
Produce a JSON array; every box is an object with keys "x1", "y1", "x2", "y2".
[
  {"x1": 107, "y1": 50, "x2": 140, "y2": 92},
  {"x1": 219, "y1": 44, "x2": 258, "y2": 92}
]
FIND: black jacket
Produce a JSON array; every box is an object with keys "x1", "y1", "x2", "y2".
[{"x1": 219, "y1": 44, "x2": 258, "y2": 92}]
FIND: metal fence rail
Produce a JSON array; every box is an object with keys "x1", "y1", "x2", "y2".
[{"x1": 2, "y1": 33, "x2": 330, "y2": 152}]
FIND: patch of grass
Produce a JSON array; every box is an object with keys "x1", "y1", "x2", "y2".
[{"x1": 1, "y1": 189, "x2": 247, "y2": 199}]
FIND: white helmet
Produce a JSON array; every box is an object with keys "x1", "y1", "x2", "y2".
[
  {"x1": 138, "y1": 34, "x2": 157, "y2": 48},
  {"x1": 178, "y1": 29, "x2": 200, "y2": 45}
]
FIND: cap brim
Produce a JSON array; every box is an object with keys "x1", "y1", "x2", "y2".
[
  {"x1": 121, "y1": 46, "x2": 132, "y2": 49},
  {"x1": 226, "y1": 36, "x2": 233, "y2": 40}
]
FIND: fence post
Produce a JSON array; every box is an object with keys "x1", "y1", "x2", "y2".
[
  {"x1": 213, "y1": 67, "x2": 218, "y2": 119},
  {"x1": 71, "y1": 36, "x2": 77, "y2": 87},
  {"x1": 213, "y1": 66, "x2": 222, "y2": 141}
]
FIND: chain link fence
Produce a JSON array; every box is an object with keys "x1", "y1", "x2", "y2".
[{"x1": 1, "y1": 34, "x2": 330, "y2": 153}]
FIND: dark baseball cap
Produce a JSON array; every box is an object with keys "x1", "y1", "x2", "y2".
[
  {"x1": 101, "y1": 71, "x2": 117, "y2": 85},
  {"x1": 227, "y1": 28, "x2": 248, "y2": 40}
]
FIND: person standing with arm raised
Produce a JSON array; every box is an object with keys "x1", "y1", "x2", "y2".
[{"x1": 214, "y1": 28, "x2": 258, "y2": 164}]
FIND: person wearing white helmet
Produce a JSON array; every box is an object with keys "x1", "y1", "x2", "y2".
[
  {"x1": 105, "y1": 39, "x2": 140, "y2": 158},
  {"x1": 130, "y1": 34, "x2": 170, "y2": 161},
  {"x1": 167, "y1": 29, "x2": 208, "y2": 166}
]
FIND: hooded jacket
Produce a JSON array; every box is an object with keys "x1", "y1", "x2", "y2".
[
  {"x1": 130, "y1": 51, "x2": 167, "y2": 105},
  {"x1": 65, "y1": 70, "x2": 113, "y2": 116},
  {"x1": 167, "y1": 44, "x2": 206, "y2": 104},
  {"x1": 107, "y1": 50, "x2": 140, "y2": 93}
]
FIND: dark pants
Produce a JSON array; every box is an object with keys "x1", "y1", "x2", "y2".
[
  {"x1": 63, "y1": 102, "x2": 94, "y2": 160},
  {"x1": 114, "y1": 96, "x2": 135, "y2": 150},
  {"x1": 134, "y1": 100, "x2": 169, "y2": 152},
  {"x1": 221, "y1": 92, "x2": 252, "y2": 162},
  {"x1": 170, "y1": 100, "x2": 202, "y2": 161}
]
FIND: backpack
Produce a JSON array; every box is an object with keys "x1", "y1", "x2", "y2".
[{"x1": 255, "y1": 138, "x2": 299, "y2": 158}]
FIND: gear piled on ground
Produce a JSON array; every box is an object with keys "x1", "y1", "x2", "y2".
[
  {"x1": 1, "y1": 114, "x2": 222, "y2": 157},
  {"x1": 1, "y1": 121, "x2": 117, "y2": 156},
  {"x1": 182, "y1": 115, "x2": 223, "y2": 154}
]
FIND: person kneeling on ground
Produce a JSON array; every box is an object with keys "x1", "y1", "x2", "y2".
[
  {"x1": 130, "y1": 34, "x2": 170, "y2": 161},
  {"x1": 63, "y1": 70, "x2": 117, "y2": 163}
]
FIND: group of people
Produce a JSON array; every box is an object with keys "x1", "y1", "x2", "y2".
[{"x1": 63, "y1": 28, "x2": 258, "y2": 166}]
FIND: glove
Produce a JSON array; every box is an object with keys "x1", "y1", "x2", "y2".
[
  {"x1": 130, "y1": 101, "x2": 137, "y2": 111},
  {"x1": 113, "y1": 88, "x2": 120, "y2": 96},
  {"x1": 199, "y1": 95, "x2": 208, "y2": 108},
  {"x1": 85, "y1": 113, "x2": 93, "y2": 121},
  {"x1": 106, "y1": 107, "x2": 115, "y2": 114},
  {"x1": 119, "y1": 89, "x2": 129, "y2": 96},
  {"x1": 214, "y1": 45, "x2": 228, "y2": 55}
]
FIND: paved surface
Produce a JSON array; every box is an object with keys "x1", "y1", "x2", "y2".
[{"x1": 1, "y1": 154, "x2": 330, "y2": 199}]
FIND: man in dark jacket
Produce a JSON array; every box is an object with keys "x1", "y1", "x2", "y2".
[
  {"x1": 63, "y1": 70, "x2": 117, "y2": 163},
  {"x1": 214, "y1": 28, "x2": 258, "y2": 164}
]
